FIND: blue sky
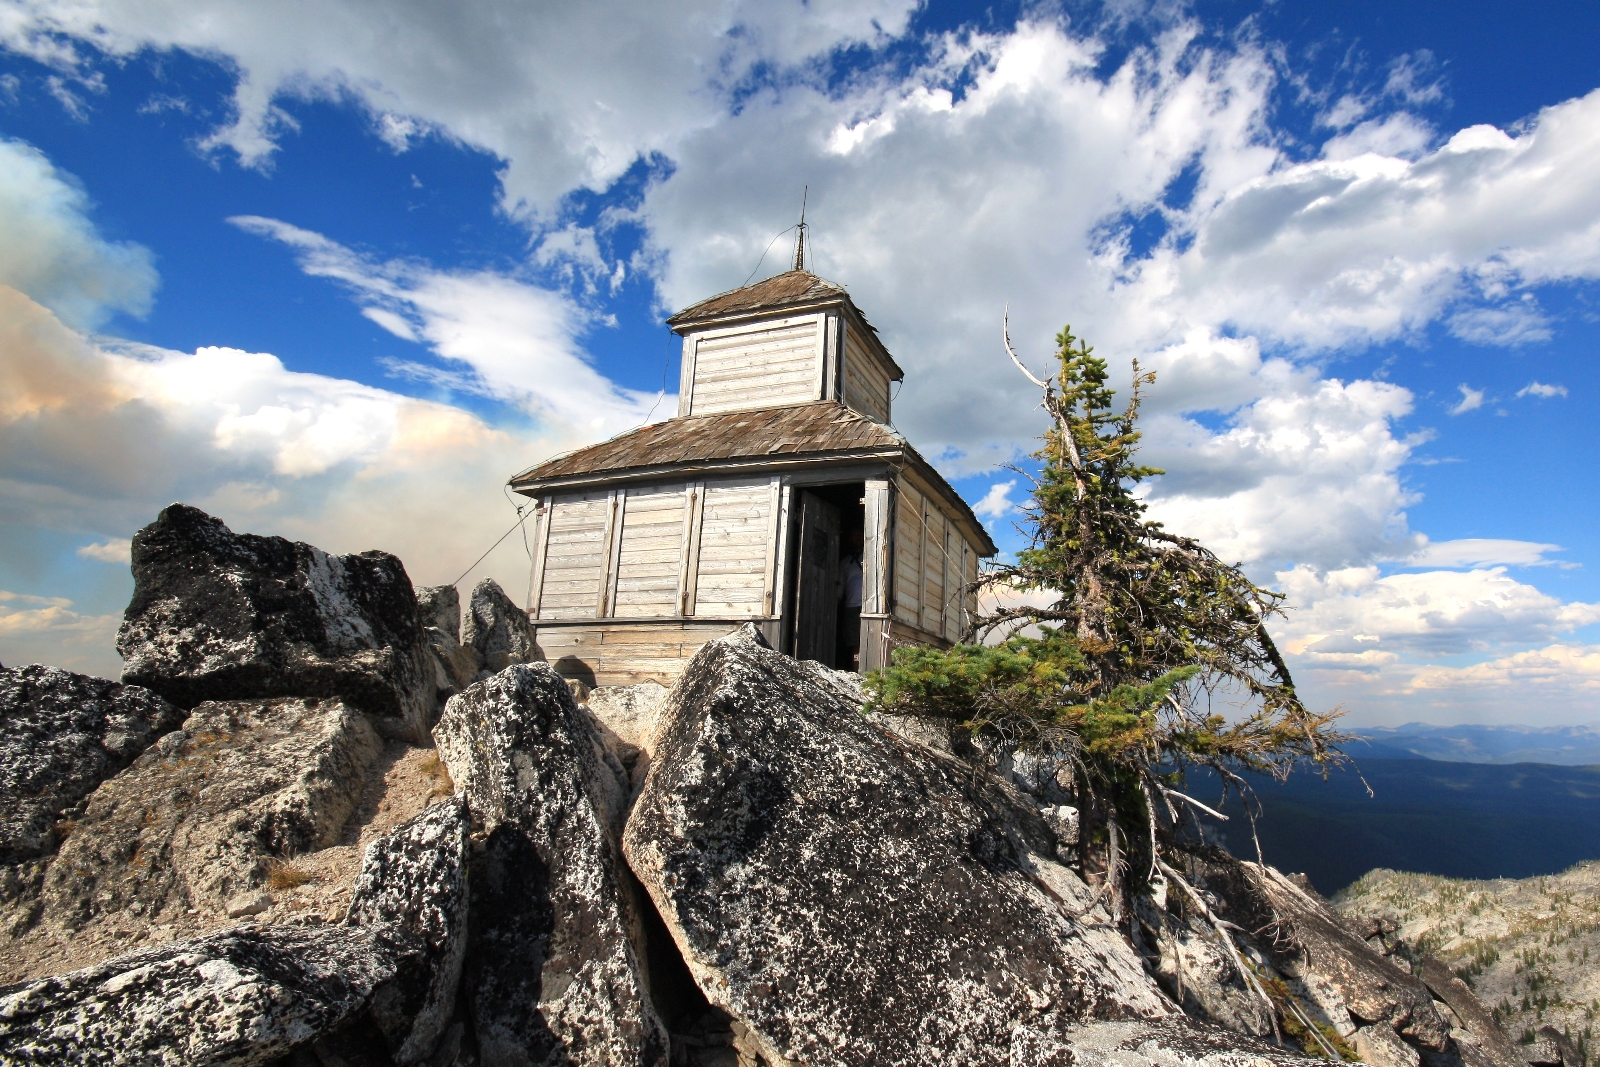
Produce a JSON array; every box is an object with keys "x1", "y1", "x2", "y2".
[{"x1": 1, "y1": 0, "x2": 1598, "y2": 725}]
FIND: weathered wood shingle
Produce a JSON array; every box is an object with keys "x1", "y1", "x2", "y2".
[
  {"x1": 666, "y1": 270, "x2": 850, "y2": 327},
  {"x1": 509, "y1": 401, "x2": 997, "y2": 555},
  {"x1": 511, "y1": 402, "x2": 903, "y2": 483}
]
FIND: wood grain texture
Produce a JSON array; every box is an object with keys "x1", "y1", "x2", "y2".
[{"x1": 537, "y1": 492, "x2": 609, "y2": 619}]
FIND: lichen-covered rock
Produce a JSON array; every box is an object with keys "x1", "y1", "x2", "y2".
[
  {"x1": 117, "y1": 504, "x2": 435, "y2": 740},
  {"x1": 346, "y1": 797, "x2": 471, "y2": 1065},
  {"x1": 5, "y1": 697, "x2": 380, "y2": 972},
  {"x1": 417, "y1": 585, "x2": 462, "y2": 641},
  {"x1": 417, "y1": 584, "x2": 482, "y2": 699},
  {"x1": 585, "y1": 681, "x2": 668, "y2": 793},
  {"x1": 0, "y1": 665, "x2": 182, "y2": 862},
  {"x1": 462, "y1": 577, "x2": 538, "y2": 674},
  {"x1": 586, "y1": 682, "x2": 668, "y2": 752},
  {"x1": 0, "y1": 792, "x2": 472, "y2": 1066},
  {"x1": 1134, "y1": 890, "x2": 1275, "y2": 1039},
  {"x1": 623, "y1": 625, "x2": 1171, "y2": 1067},
  {"x1": 1414, "y1": 956, "x2": 1526, "y2": 1067},
  {"x1": 433, "y1": 663, "x2": 667, "y2": 1066},
  {"x1": 1061, "y1": 1019, "x2": 1312, "y2": 1067},
  {"x1": 0, "y1": 922, "x2": 394, "y2": 1066}
]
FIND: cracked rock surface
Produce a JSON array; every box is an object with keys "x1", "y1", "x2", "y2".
[
  {"x1": 623, "y1": 625, "x2": 1171, "y2": 1067},
  {"x1": 0, "y1": 799, "x2": 469, "y2": 1067},
  {"x1": 0, "y1": 665, "x2": 182, "y2": 863},
  {"x1": 345, "y1": 796, "x2": 471, "y2": 1064},
  {"x1": 0, "y1": 696, "x2": 381, "y2": 981},
  {"x1": 434, "y1": 662, "x2": 667, "y2": 1066},
  {"x1": 117, "y1": 504, "x2": 435, "y2": 741},
  {"x1": 0, "y1": 922, "x2": 394, "y2": 1066}
]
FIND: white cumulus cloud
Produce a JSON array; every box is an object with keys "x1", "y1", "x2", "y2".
[{"x1": 0, "y1": 137, "x2": 156, "y2": 328}]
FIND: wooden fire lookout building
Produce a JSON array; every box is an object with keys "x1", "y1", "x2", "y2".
[{"x1": 509, "y1": 268, "x2": 997, "y2": 687}]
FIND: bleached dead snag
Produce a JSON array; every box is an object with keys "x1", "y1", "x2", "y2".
[
  {"x1": 433, "y1": 663, "x2": 667, "y2": 1067},
  {"x1": 624, "y1": 625, "x2": 1172, "y2": 1067},
  {"x1": 117, "y1": 504, "x2": 436, "y2": 741}
]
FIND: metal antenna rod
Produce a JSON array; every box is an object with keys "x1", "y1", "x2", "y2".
[{"x1": 792, "y1": 185, "x2": 808, "y2": 272}]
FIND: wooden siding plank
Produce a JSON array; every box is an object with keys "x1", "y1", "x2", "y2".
[
  {"x1": 687, "y1": 315, "x2": 823, "y2": 417},
  {"x1": 526, "y1": 496, "x2": 552, "y2": 614},
  {"x1": 921, "y1": 502, "x2": 946, "y2": 636},
  {"x1": 694, "y1": 481, "x2": 772, "y2": 618},
  {"x1": 893, "y1": 479, "x2": 924, "y2": 625},
  {"x1": 610, "y1": 483, "x2": 688, "y2": 619},
  {"x1": 536, "y1": 492, "x2": 610, "y2": 619}
]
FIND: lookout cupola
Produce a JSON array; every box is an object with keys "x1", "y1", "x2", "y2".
[
  {"x1": 667, "y1": 270, "x2": 904, "y2": 424},
  {"x1": 510, "y1": 267, "x2": 996, "y2": 688}
]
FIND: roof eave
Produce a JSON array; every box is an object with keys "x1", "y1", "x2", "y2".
[
  {"x1": 666, "y1": 295, "x2": 848, "y2": 333},
  {"x1": 509, "y1": 446, "x2": 906, "y2": 495}
]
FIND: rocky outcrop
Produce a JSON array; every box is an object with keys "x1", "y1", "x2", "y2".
[
  {"x1": 117, "y1": 504, "x2": 435, "y2": 741},
  {"x1": 1061, "y1": 1019, "x2": 1312, "y2": 1067},
  {"x1": 0, "y1": 922, "x2": 397, "y2": 1066},
  {"x1": 624, "y1": 625, "x2": 1171, "y2": 1067},
  {"x1": 8, "y1": 697, "x2": 380, "y2": 967},
  {"x1": 1414, "y1": 956, "x2": 1526, "y2": 1067},
  {"x1": 434, "y1": 663, "x2": 666, "y2": 1066},
  {"x1": 345, "y1": 797, "x2": 471, "y2": 1064},
  {"x1": 1336, "y1": 864, "x2": 1600, "y2": 1067},
  {"x1": 1137, "y1": 845, "x2": 1465, "y2": 1064},
  {"x1": 417, "y1": 584, "x2": 481, "y2": 698},
  {"x1": 0, "y1": 666, "x2": 182, "y2": 862},
  {"x1": 0, "y1": 800, "x2": 468, "y2": 1066},
  {"x1": 462, "y1": 577, "x2": 538, "y2": 674},
  {"x1": 585, "y1": 681, "x2": 668, "y2": 791}
]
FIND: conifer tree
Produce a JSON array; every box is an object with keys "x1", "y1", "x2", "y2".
[{"x1": 865, "y1": 318, "x2": 1352, "y2": 919}]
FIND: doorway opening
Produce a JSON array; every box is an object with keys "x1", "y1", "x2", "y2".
[{"x1": 784, "y1": 482, "x2": 865, "y2": 671}]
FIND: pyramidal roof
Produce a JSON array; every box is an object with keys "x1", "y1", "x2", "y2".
[{"x1": 666, "y1": 269, "x2": 852, "y2": 328}]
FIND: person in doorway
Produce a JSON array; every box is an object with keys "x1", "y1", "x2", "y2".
[{"x1": 837, "y1": 527, "x2": 863, "y2": 671}]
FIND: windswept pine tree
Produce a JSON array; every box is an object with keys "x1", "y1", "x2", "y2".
[{"x1": 866, "y1": 317, "x2": 1352, "y2": 922}]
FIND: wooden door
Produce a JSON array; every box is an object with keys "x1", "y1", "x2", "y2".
[{"x1": 792, "y1": 491, "x2": 841, "y2": 665}]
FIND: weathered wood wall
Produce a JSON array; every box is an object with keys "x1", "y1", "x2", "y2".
[
  {"x1": 609, "y1": 483, "x2": 687, "y2": 618},
  {"x1": 890, "y1": 475, "x2": 980, "y2": 645},
  {"x1": 532, "y1": 477, "x2": 778, "y2": 623},
  {"x1": 681, "y1": 315, "x2": 823, "y2": 416},
  {"x1": 534, "y1": 620, "x2": 773, "y2": 688},
  {"x1": 841, "y1": 325, "x2": 892, "y2": 423}
]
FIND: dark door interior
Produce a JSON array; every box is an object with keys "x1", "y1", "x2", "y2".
[{"x1": 792, "y1": 490, "x2": 841, "y2": 664}]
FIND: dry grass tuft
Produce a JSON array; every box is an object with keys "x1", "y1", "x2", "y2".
[
  {"x1": 421, "y1": 749, "x2": 455, "y2": 799},
  {"x1": 53, "y1": 819, "x2": 77, "y2": 844},
  {"x1": 265, "y1": 858, "x2": 315, "y2": 890}
]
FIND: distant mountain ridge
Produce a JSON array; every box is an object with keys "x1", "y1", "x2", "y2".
[
  {"x1": 1350, "y1": 722, "x2": 1600, "y2": 766},
  {"x1": 1192, "y1": 758, "x2": 1600, "y2": 896}
]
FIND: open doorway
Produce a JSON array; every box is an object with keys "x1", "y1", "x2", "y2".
[{"x1": 786, "y1": 482, "x2": 865, "y2": 671}]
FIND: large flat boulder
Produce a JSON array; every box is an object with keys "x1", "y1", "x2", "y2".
[
  {"x1": 622, "y1": 625, "x2": 1172, "y2": 1067},
  {"x1": 0, "y1": 665, "x2": 182, "y2": 862},
  {"x1": 0, "y1": 799, "x2": 470, "y2": 1067},
  {"x1": 433, "y1": 663, "x2": 666, "y2": 1066},
  {"x1": 117, "y1": 504, "x2": 435, "y2": 741},
  {"x1": 0, "y1": 922, "x2": 395, "y2": 1066},
  {"x1": 0, "y1": 696, "x2": 381, "y2": 980}
]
